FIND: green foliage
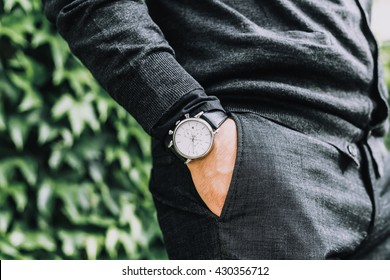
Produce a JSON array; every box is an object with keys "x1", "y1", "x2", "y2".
[
  {"x1": 1, "y1": 0, "x2": 390, "y2": 261},
  {"x1": 0, "y1": 0, "x2": 167, "y2": 259}
]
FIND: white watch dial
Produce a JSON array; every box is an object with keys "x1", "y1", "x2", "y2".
[{"x1": 173, "y1": 119, "x2": 213, "y2": 159}]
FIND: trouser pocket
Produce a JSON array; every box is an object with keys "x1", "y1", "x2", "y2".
[{"x1": 149, "y1": 111, "x2": 244, "y2": 221}]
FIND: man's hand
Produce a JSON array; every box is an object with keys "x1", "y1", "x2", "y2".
[{"x1": 187, "y1": 118, "x2": 238, "y2": 217}]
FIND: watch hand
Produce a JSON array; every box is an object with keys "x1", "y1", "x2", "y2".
[
  {"x1": 194, "y1": 138, "x2": 207, "y2": 143},
  {"x1": 188, "y1": 142, "x2": 193, "y2": 152}
]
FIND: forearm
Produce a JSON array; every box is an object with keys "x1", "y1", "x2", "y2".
[{"x1": 43, "y1": 0, "x2": 226, "y2": 139}]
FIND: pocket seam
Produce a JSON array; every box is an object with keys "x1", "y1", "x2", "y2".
[{"x1": 216, "y1": 111, "x2": 244, "y2": 222}]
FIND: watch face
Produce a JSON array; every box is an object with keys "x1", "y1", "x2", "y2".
[{"x1": 173, "y1": 118, "x2": 214, "y2": 159}]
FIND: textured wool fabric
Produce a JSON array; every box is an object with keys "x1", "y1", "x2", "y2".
[
  {"x1": 42, "y1": 2, "x2": 388, "y2": 125},
  {"x1": 43, "y1": 0, "x2": 389, "y2": 176},
  {"x1": 43, "y1": 0, "x2": 390, "y2": 259},
  {"x1": 150, "y1": 111, "x2": 390, "y2": 259},
  {"x1": 348, "y1": 144, "x2": 390, "y2": 259}
]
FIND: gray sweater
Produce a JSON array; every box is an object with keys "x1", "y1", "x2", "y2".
[{"x1": 43, "y1": 0, "x2": 389, "y2": 175}]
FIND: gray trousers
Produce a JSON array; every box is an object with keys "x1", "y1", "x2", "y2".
[{"x1": 149, "y1": 111, "x2": 390, "y2": 259}]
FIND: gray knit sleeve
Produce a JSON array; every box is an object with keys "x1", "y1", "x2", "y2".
[{"x1": 42, "y1": 0, "x2": 225, "y2": 137}]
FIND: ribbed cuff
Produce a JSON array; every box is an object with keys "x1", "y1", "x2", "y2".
[
  {"x1": 118, "y1": 52, "x2": 205, "y2": 135},
  {"x1": 150, "y1": 88, "x2": 227, "y2": 140}
]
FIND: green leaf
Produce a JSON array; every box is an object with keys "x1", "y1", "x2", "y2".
[
  {"x1": 88, "y1": 162, "x2": 103, "y2": 183},
  {"x1": 9, "y1": 229, "x2": 56, "y2": 252},
  {"x1": 64, "y1": 153, "x2": 83, "y2": 171},
  {"x1": 97, "y1": 99, "x2": 109, "y2": 123},
  {"x1": 9, "y1": 51, "x2": 46, "y2": 85},
  {"x1": 105, "y1": 227, "x2": 120, "y2": 259},
  {"x1": 49, "y1": 37, "x2": 70, "y2": 84},
  {"x1": 68, "y1": 101, "x2": 100, "y2": 136},
  {"x1": 60, "y1": 129, "x2": 74, "y2": 147},
  {"x1": 85, "y1": 236, "x2": 101, "y2": 260},
  {"x1": 98, "y1": 183, "x2": 119, "y2": 216},
  {"x1": 18, "y1": 89, "x2": 42, "y2": 112},
  {"x1": 65, "y1": 68, "x2": 93, "y2": 96},
  {"x1": 9, "y1": 230, "x2": 26, "y2": 247},
  {"x1": 119, "y1": 203, "x2": 146, "y2": 246},
  {"x1": 0, "y1": 74, "x2": 20, "y2": 103},
  {"x1": 0, "y1": 26, "x2": 27, "y2": 46},
  {"x1": 77, "y1": 184, "x2": 93, "y2": 211},
  {"x1": 8, "y1": 116, "x2": 29, "y2": 150},
  {"x1": 38, "y1": 122, "x2": 58, "y2": 145},
  {"x1": 0, "y1": 211, "x2": 12, "y2": 234},
  {"x1": 0, "y1": 103, "x2": 6, "y2": 131},
  {"x1": 7, "y1": 183, "x2": 28, "y2": 212},
  {"x1": 0, "y1": 239, "x2": 21, "y2": 258},
  {"x1": 129, "y1": 127, "x2": 151, "y2": 157},
  {"x1": 8, "y1": 71, "x2": 31, "y2": 92},
  {"x1": 31, "y1": 29, "x2": 51, "y2": 48},
  {"x1": 119, "y1": 150, "x2": 132, "y2": 170},
  {"x1": 118, "y1": 230, "x2": 137, "y2": 258},
  {"x1": 0, "y1": 157, "x2": 37, "y2": 187},
  {"x1": 3, "y1": 0, "x2": 33, "y2": 12},
  {"x1": 52, "y1": 94, "x2": 74, "y2": 120},
  {"x1": 68, "y1": 105, "x2": 85, "y2": 136},
  {"x1": 16, "y1": 158, "x2": 37, "y2": 186},
  {"x1": 48, "y1": 149, "x2": 62, "y2": 170},
  {"x1": 37, "y1": 181, "x2": 53, "y2": 216},
  {"x1": 58, "y1": 231, "x2": 77, "y2": 257},
  {"x1": 0, "y1": 165, "x2": 8, "y2": 187}
]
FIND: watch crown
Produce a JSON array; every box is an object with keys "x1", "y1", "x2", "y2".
[
  {"x1": 184, "y1": 113, "x2": 190, "y2": 119},
  {"x1": 168, "y1": 140, "x2": 173, "y2": 148},
  {"x1": 168, "y1": 130, "x2": 174, "y2": 135}
]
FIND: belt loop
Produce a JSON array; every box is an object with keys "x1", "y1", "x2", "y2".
[{"x1": 364, "y1": 130, "x2": 372, "y2": 142}]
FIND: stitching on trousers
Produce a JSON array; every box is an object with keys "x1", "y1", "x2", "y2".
[{"x1": 217, "y1": 112, "x2": 244, "y2": 259}]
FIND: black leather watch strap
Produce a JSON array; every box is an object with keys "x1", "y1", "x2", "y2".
[
  {"x1": 163, "y1": 130, "x2": 187, "y2": 163},
  {"x1": 201, "y1": 110, "x2": 229, "y2": 130}
]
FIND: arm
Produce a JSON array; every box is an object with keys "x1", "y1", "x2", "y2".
[
  {"x1": 43, "y1": 0, "x2": 236, "y2": 217},
  {"x1": 42, "y1": 0, "x2": 226, "y2": 140}
]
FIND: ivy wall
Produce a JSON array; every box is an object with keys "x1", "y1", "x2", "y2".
[{"x1": 0, "y1": 0, "x2": 167, "y2": 260}]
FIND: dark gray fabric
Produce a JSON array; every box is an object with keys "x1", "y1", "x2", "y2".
[
  {"x1": 348, "y1": 144, "x2": 390, "y2": 259},
  {"x1": 42, "y1": 0, "x2": 227, "y2": 140},
  {"x1": 43, "y1": 0, "x2": 389, "y2": 141},
  {"x1": 43, "y1": 0, "x2": 390, "y2": 259},
  {"x1": 222, "y1": 102, "x2": 389, "y2": 182},
  {"x1": 150, "y1": 111, "x2": 390, "y2": 259}
]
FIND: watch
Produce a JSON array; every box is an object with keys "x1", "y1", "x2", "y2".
[{"x1": 165, "y1": 110, "x2": 229, "y2": 164}]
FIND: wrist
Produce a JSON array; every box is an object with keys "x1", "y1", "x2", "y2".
[
  {"x1": 187, "y1": 117, "x2": 236, "y2": 168},
  {"x1": 165, "y1": 110, "x2": 229, "y2": 164}
]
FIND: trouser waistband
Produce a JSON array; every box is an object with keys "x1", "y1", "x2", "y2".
[{"x1": 222, "y1": 101, "x2": 389, "y2": 178}]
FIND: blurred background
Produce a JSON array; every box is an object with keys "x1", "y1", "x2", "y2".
[{"x1": 0, "y1": 0, "x2": 389, "y2": 260}]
